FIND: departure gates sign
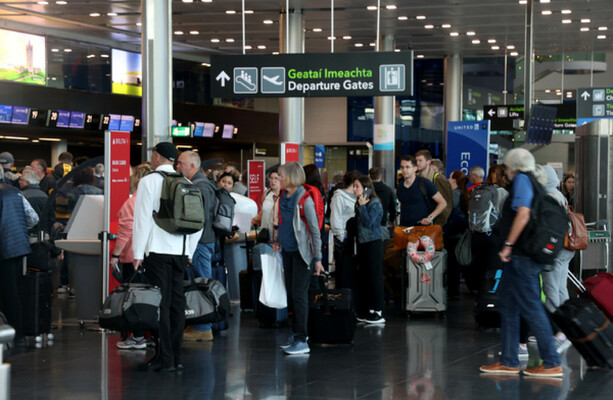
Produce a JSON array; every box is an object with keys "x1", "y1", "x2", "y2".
[{"x1": 210, "y1": 51, "x2": 413, "y2": 98}]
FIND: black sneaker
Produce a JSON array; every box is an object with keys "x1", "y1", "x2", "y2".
[{"x1": 364, "y1": 311, "x2": 385, "y2": 325}]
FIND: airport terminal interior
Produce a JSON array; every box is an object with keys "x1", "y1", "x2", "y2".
[{"x1": 2, "y1": 0, "x2": 613, "y2": 399}]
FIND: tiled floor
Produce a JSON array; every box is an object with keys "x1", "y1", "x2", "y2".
[{"x1": 7, "y1": 293, "x2": 613, "y2": 399}]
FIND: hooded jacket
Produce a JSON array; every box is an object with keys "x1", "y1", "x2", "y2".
[
  {"x1": 543, "y1": 165, "x2": 568, "y2": 210},
  {"x1": 330, "y1": 188, "x2": 356, "y2": 238}
]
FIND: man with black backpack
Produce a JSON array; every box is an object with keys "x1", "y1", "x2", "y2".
[
  {"x1": 480, "y1": 148, "x2": 565, "y2": 379},
  {"x1": 176, "y1": 150, "x2": 218, "y2": 342},
  {"x1": 133, "y1": 142, "x2": 203, "y2": 372}
]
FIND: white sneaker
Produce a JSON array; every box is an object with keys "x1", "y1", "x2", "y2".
[
  {"x1": 528, "y1": 336, "x2": 537, "y2": 343},
  {"x1": 365, "y1": 311, "x2": 385, "y2": 325},
  {"x1": 117, "y1": 334, "x2": 147, "y2": 350}
]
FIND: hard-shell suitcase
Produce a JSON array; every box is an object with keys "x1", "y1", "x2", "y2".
[
  {"x1": 307, "y1": 276, "x2": 356, "y2": 344},
  {"x1": 18, "y1": 270, "x2": 53, "y2": 337},
  {"x1": 582, "y1": 272, "x2": 613, "y2": 322},
  {"x1": 473, "y1": 269, "x2": 503, "y2": 328},
  {"x1": 552, "y1": 297, "x2": 613, "y2": 369},
  {"x1": 402, "y1": 250, "x2": 447, "y2": 313},
  {"x1": 210, "y1": 259, "x2": 229, "y2": 331}
]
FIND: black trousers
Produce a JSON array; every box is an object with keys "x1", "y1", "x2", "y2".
[
  {"x1": 356, "y1": 239, "x2": 384, "y2": 316},
  {"x1": 467, "y1": 232, "x2": 503, "y2": 292},
  {"x1": 144, "y1": 253, "x2": 187, "y2": 368},
  {"x1": 0, "y1": 256, "x2": 23, "y2": 337},
  {"x1": 282, "y1": 250, "x2": 312, "y2": 341}
]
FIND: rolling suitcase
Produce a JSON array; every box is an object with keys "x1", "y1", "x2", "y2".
[
  {"x1": 307, "y1": 276, "x2": 356, "y2": 344},
  {"x1": 402, "y1": 250, "x2": 447, "y2": 314},
  {"x1": 582, "y1": 272, "x2": 613, "y2": 322},
  {"x1": 239, "y1": 241, "x2": 256, "y2": 312},
  {"x1": 210, "y1": 250, "x2": 229, "y2": 331},
  {"x1": 473, "y1": 269, "x2": 503, "y2": 328},
  {"x1": 17, "y1": 269, "x2": 53, "y2": 339}
]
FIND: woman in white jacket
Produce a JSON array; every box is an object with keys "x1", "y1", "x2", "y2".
[{"x1": 330, "y1": 170, "x2": 362, "y2": 289}]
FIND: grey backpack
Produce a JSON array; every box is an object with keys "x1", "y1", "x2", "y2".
[{"x1": 468, "y1": 184, "x2": 500, "y2": 233}]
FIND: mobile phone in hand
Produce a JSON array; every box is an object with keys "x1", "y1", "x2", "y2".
[{"x1": 363, "y1": 187, "x2": 372, "y2": 200}]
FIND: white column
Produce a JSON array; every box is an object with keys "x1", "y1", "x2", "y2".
[
  {"x1": 443, "y1": 54, "x2": 463, "y2": 158},
  {"x1": 51, "y1": 140, "x2": 68, "y2": 166},
  {"x1": 374, "y1": 35, "x2": 396, "y2": 187},
  {"x1": 141, "y1": 0, "x2": 173, "y2": 162}
]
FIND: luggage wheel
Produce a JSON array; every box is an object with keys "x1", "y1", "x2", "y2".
[{"x1": 79, "y1": 321, "x2": 86, "y2": 330}]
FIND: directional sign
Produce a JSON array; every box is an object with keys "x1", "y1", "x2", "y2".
[
  {"x1": 577, "y1": 87, "x2": 613, "y2": 126},
  {"x1": 314, "y1": 145, "x2": 325, "y2": 168},
  {"x1": 483, "y1": 105, "x2": 524, "y2": 131},
  {"x1": 211, "y1": 51, "x2": 413, "y2": 98}
]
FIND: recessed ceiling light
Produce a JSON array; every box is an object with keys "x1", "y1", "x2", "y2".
[
  {"x1": 472, "y1": 39, "x2": 480, "y2": 44},
  {"x1": 398, "y1": 16, "x2": 408, "y2": 21},
  {"x1": 87, "y1": 54, "x2": 95, "y2": 58},
  {"x1": 566, "y1": 93, "x2": 573, "y2": 97},
  {"x1": 519, "y1": 0, "x2": 527, "y2": 4},
  {"x1": 561, "y1": 10, "x2": 572, "y2": 14},
  {"x1": 556, "y1": 89, "x2": 561, "y2": 92},
  {"x1": 599, "y1": 26, "x2": 608, "y2": 31},
  {"x1": 89, "y1": 12, "x2": 100, "y2": 17},
  {"x1": 567, "y1": 91, "x2": 573, "y2": 95},
  {"x1": 424, "y1": 25, "x2": 434, "y2": 29},
  {"x1": 416, "y1": 15, "x2": 426, "y2": 20},
  {"x1": 226, "y1": 38, "x2": 235, "y2": 42},
  {"x1": 182, "y1": 0, "x2": 194, "y2": 2},
  {"x1": 510, "y1": 52, "x2": 519, "y2": 56},
  {"x1": 556, "y1": 92, "x2": 562, "y2": 96},
  {"x1": 51, "y1": 48, "x2": 59, "y2": 52},
  {"x1": 562, "y1": 19, "x2": 572, "y2": 24},
  {"x1": 313, "y1": 28, "x2": 322, "y2": 32},
  {"x1": 107, "y1": 12, "x2": 118, "y2": 16},
  {"x1": 327, "y1": 36, "x2": 336, "y2": 40},
  {"x1": 541, "y1": 10, "x2": 552, "y2": 15},
  {"x1": 201, "y1": 62, "x2": 210, "y2": 67},
  {"x1": 263, "y1": 19, "x2": 273, "y2": 24},
  {"x1": 539, "y1": 0, "x2": 550, "y2": 3},
  {"x1": 441, "y1": 24, "x2": 451, "y2": 29},
  {"x1": 244, "y1": 10, "x2": 254, "y2": 14},
  {"x1": 395, "y1": 49, "x2": 401, "y2": 52},
  {"x1": 201, "y1": 0, "x2": 212, "y2": 2},
  {"x1": 466, "y1": 31, "x2": 476, "y2": 36},
  {"x1": 580, "y1": 27, "x2": 589, "y2": 32},
  {"x1": 226, "y1": 10, "x2": 236, "y2": 14},
  {"x1": 450, "y1": 32, "x2": 459, "y2": 37},
  {"x1": 491, "y1": 45, "x2": 500, "y2": 50},
  {"x1": 488, "y1": 39, "x2": 496, "y2": 43},
  {"x1": 367, "y1": 6, "x2": 377, "y2": 11},
  {"x1": 174, "y1": 31, "x2": 184, "y2": 35},
  {"x1": 369, "y1": 42, "x2": 376, "y2": 47},
  {"x1": 581, "y1": 18, "x2": 591, "y2": 23},
  {"x1": 416, "y1": 54, "x2": 424, "y2": 58},
  {"x1": 37, "y1": 1, "x2": 48, "y2": 4},
  {"x1": 101, "y1": 54, "x2": 109, "y2": 58},
  {"x1": 189, "y1": 30, "x2": 199, "y2": 35},
  {"x1": 597, "y1": 35, "x2": 606, "y2": 39},
  {"x1": 244, "y1": 45, "x2": 252, "y2": 49},
  {"x1": 272, "y1": 52, "x2": 279, "y2": 55},
  {"x1": 64, "y1": 48, "x2": 72, "y2": 52},
  {"x1": 257, "y1": 45, "x2": 266, "y2": 49},
  {"x1": 507, "y1": 45, "x2": 515, "y2": 49},
  {"x1": 355, "y1": 43, "x2": 363, "y2": 47},
  {"x1": 211, "y1": 38, "x2": 220, "y2": 43},
  {"x1": 386, "y1": 5, "x2": 397, "y2": 10},
  {"x1": 56, "y1": 1, "x2": 67, "y2": 4},
  {"x1": 342, "y1": 35, "x2": 352, "y2": 40},
  {"x1": 545, "y1": 89, "x2": 551, "y2": 93}
]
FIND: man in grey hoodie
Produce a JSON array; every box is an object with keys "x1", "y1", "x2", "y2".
[{"x1": 534, "y1": 165, "x2": 573, "y2": 352}]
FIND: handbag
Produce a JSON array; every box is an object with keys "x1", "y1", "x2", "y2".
[
  {"x1": 99, "y1": 270, "x2": 162, "y2": 332},
  {"x1": 259, "y1": 252, "x2": 287, "y2": 309},
  {"x1": 455, "y1": 229, "x2": 473, "y2": 266},
  {"x1": 393, "y1": 225, "x2": 444, "y2": 252},
  {"x1": 183, "y1": 265, "x2": 231, "y2": 325},
  {"x1": 565, "y1": 206, "x2": 588, "y2": 251}
]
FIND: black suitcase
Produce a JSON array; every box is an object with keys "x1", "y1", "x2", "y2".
[
  {"x1": 307, "y1": 277, "x2": 356, "y2": 344},
  {"x1": 473, "y1": 269, "x2": 502, "y2": 328},
  {"x1": 17, "y1": 270, "x2": 53, "y2": 337},
  {"x1": 239, "y1": 269, "x2": 254, "y2": 311},
  {"x1": 210, "y1": 260, "x2": 229, "y2": 331},
  {"x1": 552, "y1": 298, "x2": 613, "y2": 369}
]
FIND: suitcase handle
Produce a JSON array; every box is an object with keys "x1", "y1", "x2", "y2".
[{"x1": 567, "y1": 270, "x2": 587, "y2": 293}]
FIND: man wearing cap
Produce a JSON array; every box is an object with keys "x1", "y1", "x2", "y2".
[
  {"x1": 132, "y1": 142, "x2": 202, "y2": 372},
  {"x1": 0, "y1": 152, "x2": 20, "y2": 186}
]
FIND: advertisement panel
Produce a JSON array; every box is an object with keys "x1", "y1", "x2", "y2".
[
  {"x1": 281, "y1": 142, "x2": 300, "y2": 164},
  {"x1": 374, "y1": 124, "x2": 394, "y2": 150},
  {"x1": 248, "y1": 160, "x2": 266, "y2": 211},
  {"x1": 112, "y1": 49, "x2": 142, "y2": 96},
  {"x1": 0, "y1": 28, "x2": 46, "y2": 85},
  {"x1": 446, "y1": 121, "x2": 490, "y2": 177}
]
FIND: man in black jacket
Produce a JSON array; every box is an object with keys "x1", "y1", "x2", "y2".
[
  {"x1": 19, "y1": 167, "x2": 49, "y2": 233},
  {"x1": 369, "y1": 167, "x2": 395, "y2": 236}
]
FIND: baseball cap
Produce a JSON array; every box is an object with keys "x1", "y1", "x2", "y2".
[
  {"x1": 148, "y1": 142, "x2": 178, "y2": 162},
  {"x1": 0, "y1": 152, "x2": 14, "y2": 164}
]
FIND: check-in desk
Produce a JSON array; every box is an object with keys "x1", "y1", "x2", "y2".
[{"x1": 55, "y1": 195, "x2": 104, "y2": 322}]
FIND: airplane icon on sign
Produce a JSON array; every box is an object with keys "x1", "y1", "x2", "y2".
[{"x1": 262, "y1": 74, "x2": 283, "y2": 86}]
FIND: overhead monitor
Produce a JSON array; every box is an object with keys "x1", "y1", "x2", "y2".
[
  {"x1": 11, "y1": 106, "x2": 29, "y2": 125},
  {"x1": 0, "y1": 28, "x2": 46, "y2": 86},
  {"x1": 119, "y1": 115, "x2": 134, "y2": 132},
  {"x1": 68, "y1": 111, "x2": 85, "y2": 129},
  {"x1": 221, "y1": 124, "x2": 234, "y2": 139},
  {"x1": 111, "y1": 49, "x2": 142, "y2": 96},
  {"x1": 56, "y1": 110, "x2": 71, "y2": 128},
  {"x1": 526, "y1": 105, "x2": 557, "y2": 145},
  {"x1": 0, "y1": 105, "x2": 13, "y2": 123},
  {"x1": 193, "y1": 122, "x2": 215, "y2": 138},
  {"x1": 108, "y1": 114, "x2": 121, "y2": 131},
  {"x1": 171, "y1": 126, "x2": 191, "y2": 137}
]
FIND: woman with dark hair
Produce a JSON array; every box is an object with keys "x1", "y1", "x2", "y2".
[
  {"x1": 447, "y1": 170, "x2": 469, "y2": 298},
  {"x1": 449, "y1": 170, "x2": 469, "y2": 215},
  {"x1": 561, "y1": 173, "x2": 575, "y2": 208},
  {"x1": 352, "y1": 175, "x2": 385, "y2": 324}
]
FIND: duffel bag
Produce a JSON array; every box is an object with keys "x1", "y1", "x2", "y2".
[
  {"x1": 184, "y1": 266, "x2": 231, "y2": 325},
  {"x1": 99, "y1": 270, "x2": 162, "y2": 332}
]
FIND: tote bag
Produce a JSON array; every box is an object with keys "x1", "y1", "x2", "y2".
[{"x1": 259, "y1": 253, "x2": 288, "y2": 309}]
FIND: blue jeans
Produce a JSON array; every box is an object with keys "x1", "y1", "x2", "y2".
[
  {"x1": 498, "y1": 255, "x2": 561, "y2": 368},
  {"x1": 192, "y1": 242, "x2": 216, "y2": 332}
]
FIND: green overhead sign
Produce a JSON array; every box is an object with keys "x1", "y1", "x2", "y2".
[{"x1": 210, "y1": 51, "x2": 413, "y2": 98}]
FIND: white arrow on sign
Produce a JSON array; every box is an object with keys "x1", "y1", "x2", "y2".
[
  {"x1": 216, "y1": 71, "x2": 230, "y2": 87},
  {"x1": 581, "y1": 91, "x2": 590, "y2": 101},
  {"x1": 487, "y1": 109, "x2": 496, "y2": 117}
]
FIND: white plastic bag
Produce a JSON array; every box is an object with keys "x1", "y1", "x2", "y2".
[{"x1": 259, "y1": 253, "x2": 287, "y2": 309}]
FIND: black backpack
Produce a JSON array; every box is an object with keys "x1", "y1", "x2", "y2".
[
  {"x1": 152, "y1": 171, "x2": 205, "y2": 234},
  {"x1": 212, "y1": 187, "x2": 236, "y2": 236},
  {"x1": 517, "y1": 172, "x2": 569, "y2": 265}
]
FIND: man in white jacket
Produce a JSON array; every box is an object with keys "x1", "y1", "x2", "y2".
[{"x1": 133, "y1": 142, "x2": 202, "y2": 372}]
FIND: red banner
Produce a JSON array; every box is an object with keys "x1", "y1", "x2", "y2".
[
  {"x1": 282, "y1": 142, "x2": 300, "y2": 163},
  {"x1": 248, "y1": 160, "x2": 265, "y2": 211},
  {"x1": 108, "y1": 131, "x2": 131, "y2": 292}
]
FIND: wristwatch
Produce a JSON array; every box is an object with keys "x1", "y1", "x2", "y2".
[
  {"x1": 428, "y1": 215, "x2": 434, "y2": 221},
  {"x1": 504, "y1": 241, "x2": 513, "y2": 247}
]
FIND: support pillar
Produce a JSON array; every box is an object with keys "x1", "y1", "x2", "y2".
[
  {"x1": 443, "y1": 54, "x2": 463, "y2": 162},
  {"x1": 141, "y1": 0, "x2": 173, "y2": 162},
  {"x1": 374, "y1": 35, "x2": 396, "y2": 187},
  {"x1": 524, "y1": 0, "x2": 534, "y2": 123},
  {"x1": 51, "y1": 140, "x2": 68, "y2": 166},
  {"x1": 279, "y1": 9, "x2": 304, "y2": 164}
]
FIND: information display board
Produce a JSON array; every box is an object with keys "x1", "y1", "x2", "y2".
[{"x1": 577, "y1": 87, "x2": 613, "y2": 126}]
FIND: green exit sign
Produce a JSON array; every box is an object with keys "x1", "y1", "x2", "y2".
[{"x1": 171, "y1": 126, "x2": 191, "y2": 137}]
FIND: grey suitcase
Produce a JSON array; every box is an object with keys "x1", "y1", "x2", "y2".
[{"x1": 402, "y1": 249, "x2": 447, "y2": 313}]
